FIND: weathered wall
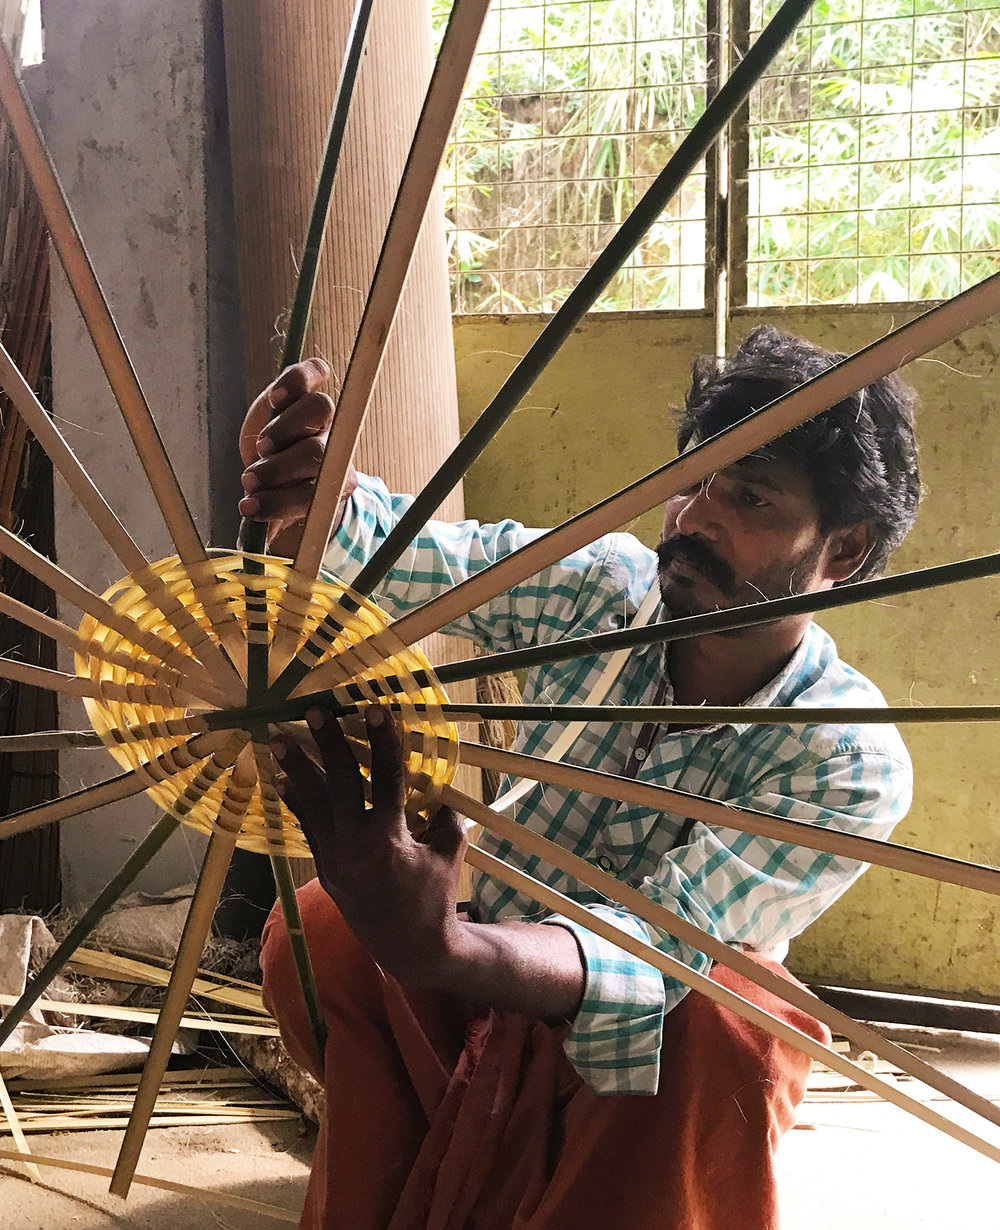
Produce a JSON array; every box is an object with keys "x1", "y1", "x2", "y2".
[
  {"x1": 454, "y1": 308, "x2": 1000, "y2": 999},
  {"x1": 43, "y1": 0, "x2": 243, "y2": 903}
]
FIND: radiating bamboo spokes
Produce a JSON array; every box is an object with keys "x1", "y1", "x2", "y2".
[
  {"x1": 109, "y1": 748, "x2": 257, "y2": 1197},
  {"x1": 0, "y1": 42, "x2": 248, "y2": 678},
  {"x1": 456, "y1": 742, "x2": 1000, "y2": 898},
  {"x1": 286, "y1": 0, "x2": 493, "y2": 593},
  {"x1": 0, "y1": 731, "x2": 238, "y2": 840},
  {"x1": 461, "y1": 829, "x2": 1000, "y2": 1158},
  {"x1": 431, "y1": 551, "x2": 1000, "y2": 690},
  {"x1": 294, "y1": 271, "x2": 1000, "y2": 693},
  {"x1": 0, "y1": 340, "x2": 243, "y2": 698},
  {"x1": 0, "y1": 524, "x2": 230, "y2": 708},
  {"x1": 0, "y1": 654, "x2": 203, "y2": 710},
  {"x1": 271, "y1": 0, "x2": 819, "y2": 703}
]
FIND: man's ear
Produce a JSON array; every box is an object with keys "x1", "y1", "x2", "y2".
[{"x1": 822, "y1": 523, "x2": 875, "y2": 584}]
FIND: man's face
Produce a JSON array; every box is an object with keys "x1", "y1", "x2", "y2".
[{"x1": 658, "y1": 457, "x2": 838, "y2": 620}]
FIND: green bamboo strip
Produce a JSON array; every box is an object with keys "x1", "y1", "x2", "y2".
[
  {"x1": 0, "y1": 1147, "x2": 300, "y2": 1221},
  {"x1": 270, "y1": 0, "x2": 818, "y2": 702},
  {"x1": 292, "y1": 269, "x2": 1000, "y2": 699},
  {"x1": 251, "y1": 736, "x2": 328, "y2": 1062},
  {"x1": 0, "y1": 813, "x2": 180, "y2": 1048},
  {"x1": 462, "y1": 837, "x2": 1000, "y2": 1160},
  {"x1": 0, "y1": 41, "x2": 248, "y2": 684},
  {"x1": 456, "y1": 741, "x2": 1000, "y2": 898},
  {"x1": 290, "y1": 0, "x2": 493, "y2": 585},
  {"x1": 201, "y1": 696, "x2": 1000, "y2": 732}
]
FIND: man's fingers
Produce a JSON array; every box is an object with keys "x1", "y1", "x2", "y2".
[
  {"x1": 238, "y1": 359, "x2": 332, "y2": 466},
  {"x1": 420, "y1": 804, "x2": 466, "y2": 860},
  {"x1": 364, "y1": 707, "x2": 407, "y2": 825},
  {"x1": 257, "y1": 391, "x2": 335, "y2": 456},
  {"x1": 270, "y1": 737, "x2": 339, "y2": 869},
  {"x1": 306, "y1": 708, "x2": 369, "y2": 820}
]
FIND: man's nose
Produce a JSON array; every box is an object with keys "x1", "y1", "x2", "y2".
[{"x1": 674, "y1": 479, "x2": 722, "y2": 539}]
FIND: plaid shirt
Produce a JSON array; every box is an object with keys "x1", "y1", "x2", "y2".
[{"x1": 325, "y1": 476, "x2": 913, "y2": 1095}]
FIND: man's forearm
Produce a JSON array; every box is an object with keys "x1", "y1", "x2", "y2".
[{"x1": 429, "y1": 918, "x2": 585, "y2": 1025}]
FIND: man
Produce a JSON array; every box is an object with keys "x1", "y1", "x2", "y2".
[{"x1": 242, "y1": 326, "x2": 920, "y2": 1229}]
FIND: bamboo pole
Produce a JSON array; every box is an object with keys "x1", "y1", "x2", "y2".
[
  {"x1": 0, "y1": 1147, "x2": 299, "y2": 1222},
  {"x1": 0, "y1": 524, "x2": 233, "y2": 708},
  {"x1": 463, "y1": 840, "x2": 1000, "y2": 1164},
  {"x1": 289, "y1": 0, "x2": 492, "y2": 586},
  {"x1": 293, "y1": 270, "x2": 1000, "y2": 694},
  {"x1": 0, "y1": 1069, "x2": 41, "y2": 1184},
  {"x1": 456, "y1": 742, "x2": 1000, "y2": 897},
  {"x1": 109, "y1": 748, "x2": 257, "y2": 1197},
  {"x1": 0, "y1": 813, "x2": 180, "y2": 1048},
  {"x1": 0, "y1": 340, "x2": 243, "y2": 700},
  {"x1": 0, "y1": 40, "x2": 248, "y2": 678}
]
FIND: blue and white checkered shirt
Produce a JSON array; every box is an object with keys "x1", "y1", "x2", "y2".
[{"x1": 324, "y1": 475, "x2": 913, "y2": 1095}]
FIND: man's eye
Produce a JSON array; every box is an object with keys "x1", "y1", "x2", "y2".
[{"x1": 740, "y1": 487, "x2": 769, "y2": 509}]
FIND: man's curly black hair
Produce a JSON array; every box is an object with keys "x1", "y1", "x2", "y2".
[{"x1": 676, "y1": 325, "x2": 921, "y2": 584}]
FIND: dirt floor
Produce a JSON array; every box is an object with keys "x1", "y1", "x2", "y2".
[{"x1": 1, "y1": 1026, "x2": 997, "y2": 1228}]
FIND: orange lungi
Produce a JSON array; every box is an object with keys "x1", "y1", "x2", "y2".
[{"x1": 261, "y1": 879, "x2": 830, "y2": 1230}]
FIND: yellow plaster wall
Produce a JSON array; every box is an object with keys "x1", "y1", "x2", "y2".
[{"x1": 453, "y1": 308, "x2": 1000, "y2": 998}]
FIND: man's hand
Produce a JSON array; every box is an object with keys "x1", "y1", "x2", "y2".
[
  {"x1": 271, "y1": 705, "x2": 467, "y2": 987},
  {"x1": 239, "y1": 358, "x2": 358, "y2": 553}
]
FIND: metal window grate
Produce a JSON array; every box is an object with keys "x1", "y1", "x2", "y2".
[
  {"x1": 440, "y1": 0, "x2": 709, "y2": 314},
  {"x1": 745, "y1": 0, "x2": 1000, "y2": 307}
]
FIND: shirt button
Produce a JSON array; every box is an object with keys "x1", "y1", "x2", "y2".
[
  {"x1": 596, "y1": 856, "x2": 615, "y2": 873},
  {"x1": 634, "y1": 747, "x2": 647, "y2": 761}
]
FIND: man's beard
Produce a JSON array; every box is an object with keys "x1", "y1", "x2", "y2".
[{"x1": 656, "y1": 533, "x2": 824, "y2": 624}]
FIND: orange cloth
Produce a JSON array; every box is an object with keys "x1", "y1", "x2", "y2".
[{"x1": 261, "y1": 880, "x2": 830, "y2": 1230}]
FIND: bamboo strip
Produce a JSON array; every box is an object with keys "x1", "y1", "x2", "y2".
[
  {"x1": 449, "y1": 786, "x2": 1000, "y2": 1135},
  {"x1": 3, "y1": 1112, "x2": 298, "y2": 1132},
  {"x1": 431, "y1": 551, "x2": 1000, "y2": 689},
  {"x1": 0, "y1": 1147, "x2": 300, "y2": 1221},
  {"x1": 0, "y1": 340, "x2": 245, "y2": 701},
  {"x1": 0, "y1": 731, "x2": 235, "y2": 841},
  {"x1": 290, "y1": 0, "x2": 492, "y2": 585},
  {"x1": 0, "y1": 524, "x2": 231, "y2": 709},
  {"x1": 0, "y1": 42, "x2": 250, "y2": 680},
  {"x1": 457, "y1": 742, "x2": 1000, "y2": 897},
  {"x1": 0, "y1": 1069, "x2": 40, "y2": 1183},
  {"x1": 298, "y1": 270, "x2": 1000, "y2": 688},
  {"x1": 109, "y1": 749, "x2": 257, "y2": 1197},
  {"x1": 66, "y1": 949, "x2": 266, "y2": 1015},
  {"x1": 0, "y1": 730, "x2": 103, "y2": 752},
  {"x1": 11, "y1": 1066, "x2": 253, "y2": 1092},
  {"x1": 464, "y1": 842, "x2": 1000, "y2": 1165},
  {"x1": 0, "y1": 994, "x2": 279, "y2": 1036},
  {"x1": 0, "y1": 812, "x2": 180, "y2": 1048}
]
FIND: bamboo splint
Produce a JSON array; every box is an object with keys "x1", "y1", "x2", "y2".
[
  {"x1": 67, "y1": 949, "x2": 266, "y2": 1015},
  {"x1": 0, "y1": 340, "x2": 242, "y2": 702},
  {"x1": 463, "y1": 839, "x2": 1000, "y2": 1166},
  {"x1": 0, "y1": 1147, "x2": 299, "y2": 1222},
  {"x1": 448, "y1": 785, "x2": 1000, "y2": 1135},
  {"x1": 0, "y1": 1069, "x2": 40, "y2": 1184},
  {"x1": 0, "y1": 43, "x2": 248, "y2": 683},
  {"x1": 0, "y1": 731, "x2": 239, "y2": 841},
  {"x1": 456, "y1": 742, "x2": 1000, "y2": 897},
  {"x1": 0, "y1": 730, "x2": 103, "y2": 753},
  {"x1": 0, "y1": 524, "x2": 230, "y2": 709},
  {"x1": 0, "y1": 993, "x2": 278, "y2": 1037},
  {"x1": 294, "y1": 270, "x2": 1000, "y2": 696},
  {"x1": 109, "y1": 749, "x2": 257, "y2": 1197},
  {"x1": 287, "y1": 0, "x2": 493, "y2": 592}
]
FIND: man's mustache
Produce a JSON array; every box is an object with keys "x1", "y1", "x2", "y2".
[{"x1": 656, "y1": 535, "x2": 736, "y2": 594}]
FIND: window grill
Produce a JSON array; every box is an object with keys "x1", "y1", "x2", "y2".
[{"x1": 442, "y1": 0, "x2": 1000, "y2": 315}]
